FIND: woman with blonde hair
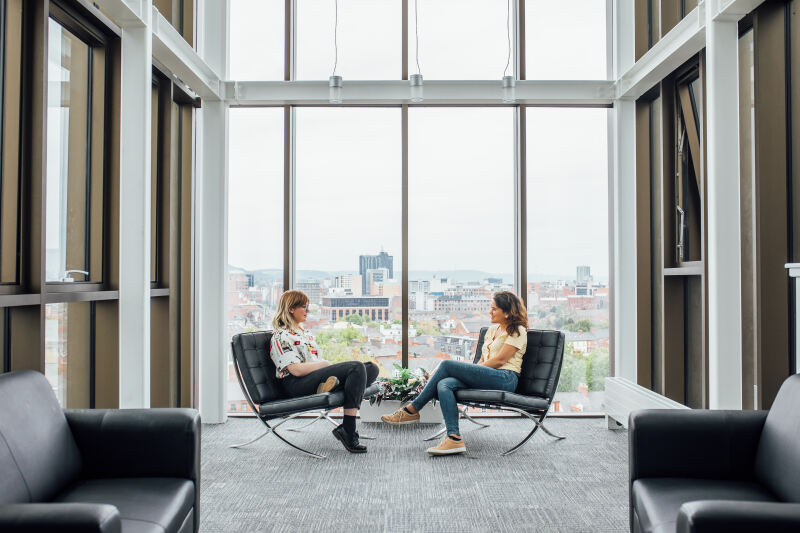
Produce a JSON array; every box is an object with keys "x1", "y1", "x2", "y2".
[
  {"x1": 382, "y1": 291, "x2": 529, "y2": 456},
  {"x1": 270, "y1": 290, "x2": 379, "y2": 453}
]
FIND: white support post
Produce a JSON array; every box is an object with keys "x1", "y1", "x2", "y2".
[
  {"x1": 118, "y1": 2, "x2": 153, "y2": 408},
  {"x1": 611, "y1": 0, "x2": 638, "y2": 382},
  {"x1": 612, "y1": 101, "x2": 638, "y2": 383},
  {"x1": 706, "y1": 13, "x2": 743, "y2": 409},
  {"x1": 195, "y1": 0, "x2": 229, "y2": 423}
]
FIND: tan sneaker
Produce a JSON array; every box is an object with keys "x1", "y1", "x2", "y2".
[
  {"x1": 380, "y1": 406, "x2": 420, "y2": 425},
  {"x1": 426, "y1": 436, "x2": 466, "y2": 456},
  {"x1": 316, "y1": 376, "x2": 339, "y2": 394}
]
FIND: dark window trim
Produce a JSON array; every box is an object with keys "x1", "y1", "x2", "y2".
[
  {"x1": 89, "y1": 300, "x2": 95, "y2": 407},
  {"x1": 46, "y1": 0, "x2": 117, "y2": 291}
]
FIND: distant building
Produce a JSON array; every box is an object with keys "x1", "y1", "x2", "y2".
[
  {"x1": 366, "y1": 268, "x2": 389, "y2": 295},
  {"x1": 334, "y1": 274, "x2": 362, "y2": 296},
  {"x1": 434, "y1": 295, "x2": 491, "y2": 313},
  {"x1": 322, "y1": 296, "x2": 391, "y2": 322},
  {"x1": 297, "y1": 280, "x2": 322, "y2": 304},
  {"x1": 359, "y1": 251, "x2": 393, "y2": 294},
  {"x1": 434, "y1": 335, "x2": 478, "y2": 361},
  {"x1": 577, "y1": 266, "x2": 591, "y2": 283},
  {"x1": 409, "y1": 280, "x2": 430, "y2": 293}
]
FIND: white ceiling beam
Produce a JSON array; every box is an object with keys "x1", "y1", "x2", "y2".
[
  {"x1": 91, "y1": 0, "x2": 146, "y2": 27},
  {"x1": 713, "y1": 0, "x2": 766, "y2": 22},
  {"x1": 223, "y1": 80, "x2": 615, "y2": 106},
  {"x1": 151, "y1": 8, "x2": 221, "y2": 101},
  {"x1": 616, "y1": 6, "x2": 706, "y2": 100}
]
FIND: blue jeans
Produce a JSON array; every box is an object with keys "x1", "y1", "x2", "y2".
[{"x1": 410, "y1": 360, "x2": 519, "y2": 437}]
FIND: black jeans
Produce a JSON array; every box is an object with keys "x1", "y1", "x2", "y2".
[{"x1": 281, "y1": 361, "x2": 379, "y2": 409}]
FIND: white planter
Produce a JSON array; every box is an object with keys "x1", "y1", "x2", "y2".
[{"x1": 359, "y1": 399, "x2": 443, "y2": 424}]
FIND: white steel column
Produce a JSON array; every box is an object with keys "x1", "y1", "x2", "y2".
[
  {"x1": 706, "y1": 12, "x2": 743, "y2": 409},
  {"x1": 612, "y1": 0, "x2": 638, "y2": 382},
  {"x1": 196, "y1": 0, "x2": 228, "y2": 423},
  {"x1": 119, "y1": 2, "x2": 153, "y2": 408}
]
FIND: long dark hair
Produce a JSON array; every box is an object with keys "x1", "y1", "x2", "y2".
[{"x1": 493, "y1": 291, "x2": 528, "y2": 336}]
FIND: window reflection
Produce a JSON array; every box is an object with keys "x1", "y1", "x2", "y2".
[{"x1": 45, "y1": 302, "x2": 91, "y2": 408}]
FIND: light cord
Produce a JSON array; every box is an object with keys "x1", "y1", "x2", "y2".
[
  {"x1": 504, "y1": 0, "x2": 511, "y2": 78},
  {"x1": 415, "y1": 0, "x2": 421, "y2": 75},
  {"x1": 332, "y1": 0, "x2": 339, "y2": 77}
]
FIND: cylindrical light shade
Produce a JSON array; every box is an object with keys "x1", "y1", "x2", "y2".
[
  {"x1": 502, "y1": 75, "x2": 516, "y2": 103},
  {"x1": 329, "y1": 75, "x2": 343, "y2": 104},
  {"x1": 409, "y1": 73, "x2": 424, "y2": 103}
]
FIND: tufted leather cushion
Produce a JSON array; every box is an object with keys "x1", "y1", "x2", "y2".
[
  {"x1": 231, "y1": 331, "x2": 287, "y2": 405},
  {"x1": 516, "y1": 330, "x2": 565, "y2": 399},
  {"x1": 754, "y1": 373, "x2": 800, "y2": 503},
  {"x1": 455, "y1": 389, "x2": 551, "y2": 412},
  {"x1": 0, "y1": 370, "x2": 82, "y2": 505}
]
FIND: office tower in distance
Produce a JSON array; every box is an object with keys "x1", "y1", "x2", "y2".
[{"x1": 359, "y1": 250, "x2": 393, "y2": 294}]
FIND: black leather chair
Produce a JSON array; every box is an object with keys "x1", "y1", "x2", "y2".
[
  {"x1": 425, "y1": 327, "x2": 566, "y2": 455},
  {"x1": 629, "y1": 373, "x2": 800, "y2": 533},
  {"x1": 230, "y1": 331, "x2": 379, "y2": 459},
  {"x1": 0, "y1": 370, "x2": 200, "y2": 533}
]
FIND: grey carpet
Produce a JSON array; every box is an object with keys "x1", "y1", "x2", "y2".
[{"x1": 200, "y1": 417, "x2": 629, "y2": 533}]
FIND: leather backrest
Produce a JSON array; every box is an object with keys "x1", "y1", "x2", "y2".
[
  {"x1": 472, "y1": 327, "x2": 489, "y2": 364},
  {"x1": 516, "y1": 330, "x2": 565, "y2": 399},
  {"x1": 0, "y1": 370, "x2": 82, "y2": 504},
  {"x1": 231, "y1": 331, "x2": 287, "y2": 406},
  {"x1": 754, "y1": 373, "x2": 800, "y2": 502}
]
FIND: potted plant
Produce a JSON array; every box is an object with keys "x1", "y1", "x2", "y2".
[{"x1": 360, "y1": 364, "x2": 443, "y2": 423}]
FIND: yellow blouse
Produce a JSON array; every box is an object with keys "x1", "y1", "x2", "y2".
[{"x1": 480, "y1": 324, "x2": 527, "y2": 374}]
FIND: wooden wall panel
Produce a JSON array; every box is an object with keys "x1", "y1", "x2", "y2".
[{"x1": 636, "y1": 101, "x2": 653, "y2": 389}]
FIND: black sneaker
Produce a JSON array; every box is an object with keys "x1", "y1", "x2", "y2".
[{"x1": 332, "y1": 424, "x2": 367, "y2": 453}]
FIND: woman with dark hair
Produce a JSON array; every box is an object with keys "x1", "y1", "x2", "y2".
[
  {"x1": 270, "y1": 290, "x2": 379, "y2": 453},
  {"x1": 382, "y1": 291, "x2": 529, "y2": 455}
]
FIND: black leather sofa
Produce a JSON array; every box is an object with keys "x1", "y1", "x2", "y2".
[
  {"x1": 0, "y1": 370, "x2": 201, "y2": 533},
  {"x1": 629, "y1": 373, "x2": 800, "y2": 533}
]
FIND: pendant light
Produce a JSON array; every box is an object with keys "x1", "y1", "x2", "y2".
[
  {"x1": 329, "y1": 0, "x2": 342, "y2": 104},
  {"x1": 501, "y1": 0, "x2": 516, "y2": 103},
  {"x1": 410, "y1": 0, "x2": 423, "y2": 102}
]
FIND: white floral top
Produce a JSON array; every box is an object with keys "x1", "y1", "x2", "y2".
[{"x1": 270, "y1": 327, "x2": 322, "y2": 378}]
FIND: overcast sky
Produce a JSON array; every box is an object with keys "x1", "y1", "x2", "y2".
[{"x1": 227, "y1": 0, "x2": 609, "y2": 279}]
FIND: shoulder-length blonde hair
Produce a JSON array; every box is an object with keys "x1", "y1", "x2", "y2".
[
  {"x1": 493, "y1": 291, "x2": 528, "y2": 336},
  {"x1": 272, "y1": 290, "x2": 309, "y2": 331}
]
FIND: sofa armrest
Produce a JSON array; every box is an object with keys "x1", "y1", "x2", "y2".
[
  {"x1": 678, "y1": 501, "x2": 800, "y2": 533},
  {"x1": 64, "y1": 408, "x2": 200, "y2": 482},
  {"x1": 629, "y1": 409, "x2": 767, "y2": 482},
  {"x1": 0, "y1": 503, "x2": 121, "y2": 533}
]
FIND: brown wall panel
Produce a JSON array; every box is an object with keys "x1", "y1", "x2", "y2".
[
  {"x1": 150, "y1": 295, "x2": 172, "y2": 406},
  {"x1": 90, "y1": 47, "x2": 106, "y2": 283},
  {"x1": 635, "y1": 0, "x2": 650, "y2": 61},
  {"x1": 1, "y1": 0, "x2": 23, "y2": 284},
  {"x1": 65, "y1": 302, "x2": 91, "y2": 408},
  {"x1": 94, "y1": 299, "x2": 118, "y2": 408},
  {"x1": 663, "y1": 277, "x2": 685, "y2": 402},
  {"x1": 753, "y1": 3, "x2": 790, "y2": 408},
  {"x1": 9, "y1": 306, "x2": 42, "y2": 371},
  {"x1": 661, "y1": 0, "x2": 681, "y2": 37},
  {"x1": 685, "y1": 275, "x2": 704, "y2": 408},
  {"x1": 179, "y1": 106, "x2": 193, "y2": 407},
  {"x1": 636, "y1": 101, "x2": 653, "y2": 389}
]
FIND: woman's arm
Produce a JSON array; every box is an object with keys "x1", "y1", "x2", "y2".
[
  {"x1": 285, "y1": 360, "x2": 331, "y2": 377},
  {"x1": 480, "y1": 343, "x2": 518, "y2": 369}
]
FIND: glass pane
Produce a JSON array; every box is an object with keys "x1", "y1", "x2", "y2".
[
  {"x1": 296, "y1": 108, "x2": 401, "y2": 367},
  {"x1": 526, "y1": 108, "x2": 609, "y2": 414},
  {"x1": 297, "y1": 0, "x2": 400, "y2": 80},
  {"x1": 46, "y1": 19, "x2": 91, "y2": 282},
  {"x1": 226, "y1": 107, "x2": 284, "y2": 414},
  {"x1": 45, "y1": 302, "x2": 91, "y2": 408},
  {"x1": 408, "y1": 0, "x2": 511, "y2": 80},
  {"x1": 229, "y1": 0, "x2": 284, "y2": 80},
  {"x1": 409, "y1": 108, "x2": 514, "y2": 378},
  {"x1": 525, "y1": 0, "x2": 607, "y2": 80}
]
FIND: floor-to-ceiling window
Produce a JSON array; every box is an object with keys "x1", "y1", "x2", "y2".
[
  {"x1": 226, "y1": 107, "x2": 284, "y2": 413},
  {"x1": 526, "y1": 108, "x2": 609, "y2": 413}
]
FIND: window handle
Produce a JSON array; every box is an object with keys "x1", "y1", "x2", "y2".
[{"x1": 61, "y1": 270, "x2": 89, "y2": 282}]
